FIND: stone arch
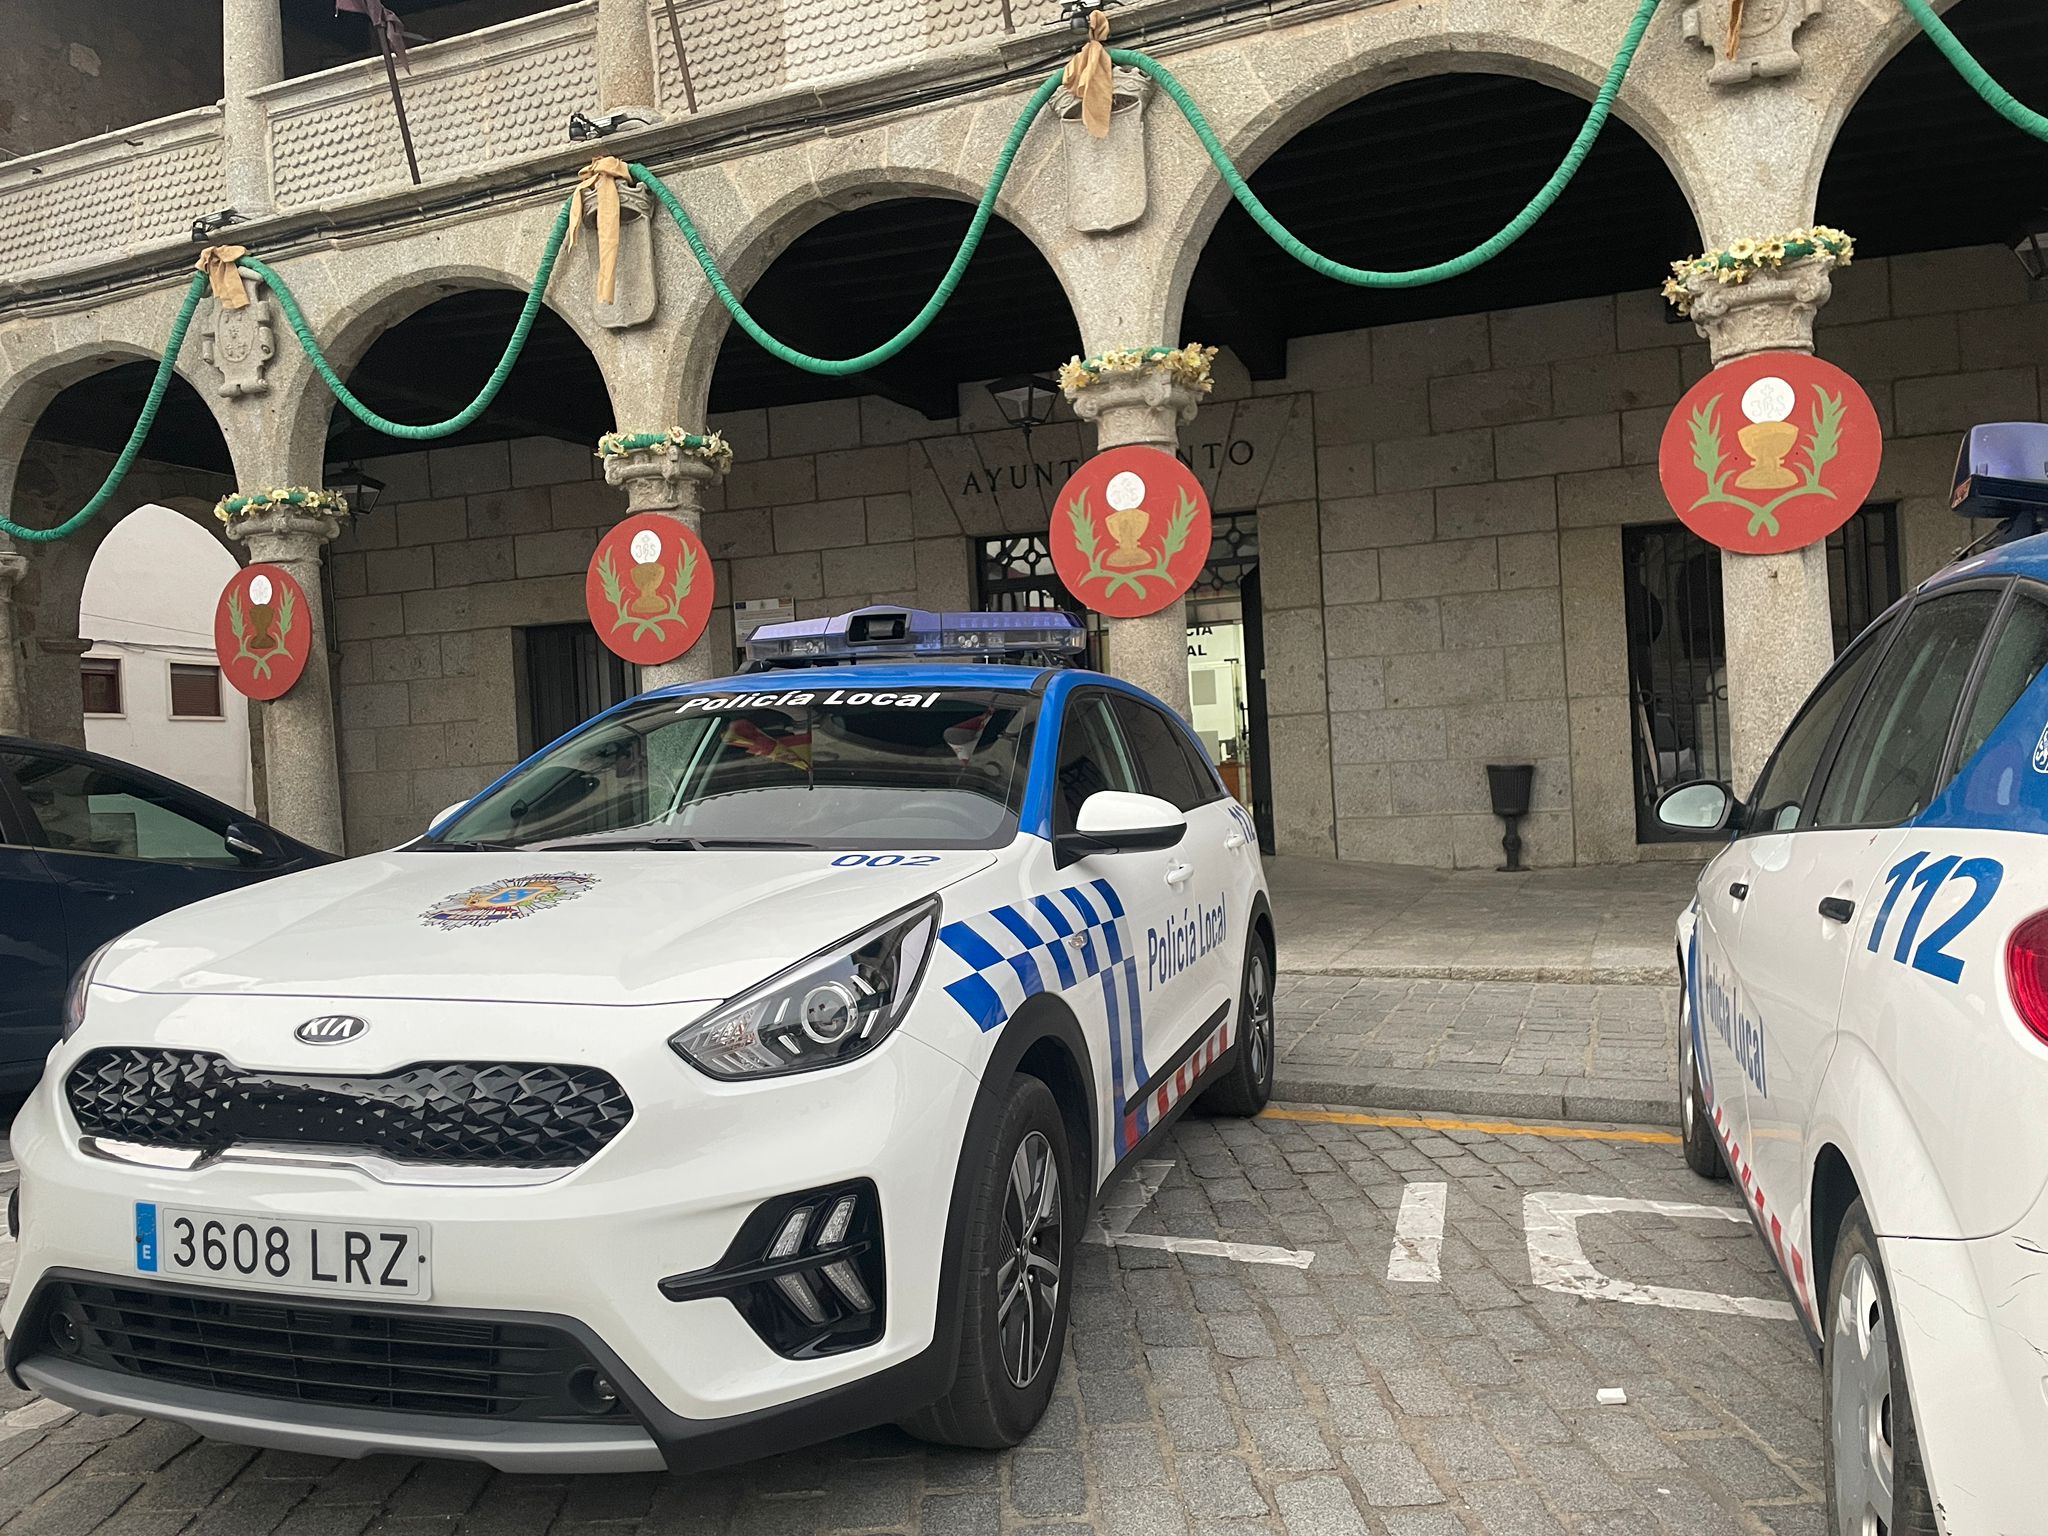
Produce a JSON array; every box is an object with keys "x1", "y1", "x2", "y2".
[
  {"x1": 1146, "y1": 10, "x2": 1713, "y2": 342},
  {"x1": 655, "y1": 129, "x2": 1081, "y2": 425},
  {"x1": 1802, "y1": 0, "x2": 1971, "y2": 227},
  {"x1": 271, "y1": 215, "x2": 618, "y2": 485}
]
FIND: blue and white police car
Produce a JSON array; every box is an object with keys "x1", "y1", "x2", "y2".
[
  {"x1": 3, "y1": 608, "x2": 1274, "y2": 1473},
  {"x1": 1662, "y1": 534, "x2": 2048, "y2": 1535}
]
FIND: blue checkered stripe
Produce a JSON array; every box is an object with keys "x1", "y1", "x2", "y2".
[{"x1": 939, "y1": 879, "x2": 1153, "y2": 1155}]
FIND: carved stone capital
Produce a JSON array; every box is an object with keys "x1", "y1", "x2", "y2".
[
  {"x1": 1682, "y1": 0, "x2": 1823, "y2": 87},
  {"x1": 1685, "y1": 259, "x2": 1832, "y2": 362},
  {"x1": 603, "y1": 440, "x2": 726, "y2": 513},
  {"x1": 199, "y1": 273, "x2": 277, "y2": 398},
  {"x1": 1066, "y1": 369, "x2": 1204, "y2": 423},
  {"x1": 0, "y1": 545, "x2": 26, "y2": 595},
  {"x1": 223, "y1": 504, "x2": 348, "y2": 560}
]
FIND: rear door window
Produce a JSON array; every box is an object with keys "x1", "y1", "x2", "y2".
[{"x1": 1109, "y1": 697, "x2": 1219, "y2": 813}]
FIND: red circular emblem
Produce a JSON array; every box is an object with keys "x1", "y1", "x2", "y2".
[
  {"x1": 1658, "y1": 351, "x2": 1882, "y2": 556},
  {"x1": 1049, "y1": 446, "x2": 1213, "y2": 619},
  {"x1": 586, "y1": 512, "x2": 715, "y2": 666},
  {"x1": 214, "y1": 564, "x2": 314, "y2": 701}
]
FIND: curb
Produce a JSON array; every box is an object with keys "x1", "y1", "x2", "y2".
[
  {"x1": 1284, "y1": 961, "x2": 1678, "y2": 987},
  {"x1": 1271, "y1": 1068, "x2": 1677, "y2": 1130}
]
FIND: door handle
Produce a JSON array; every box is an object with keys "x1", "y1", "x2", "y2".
[
  {"x1": 1224, "y1": 832, "x2": 1248, "y2": 851},
  {"x1": 1165, "y1": 862, "x2": 1194, "y2": 887},
  {"x1": 1728, "y1": 882, "x2": 1749, "y2": 901},
  {"x1": 1818, "y1": 897, "x2": 1856, "y2": 924}
]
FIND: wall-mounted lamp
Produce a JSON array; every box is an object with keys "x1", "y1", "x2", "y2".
[
  {"x1": 987, "y1": 374, "x2": 1061, "y2": 445},
  {"x1": 324, "y1": 462, "x2": 386, "y2": 515},
  {"x1": 2012, "y1": 213, "x2": 2048, "y2": 283}
]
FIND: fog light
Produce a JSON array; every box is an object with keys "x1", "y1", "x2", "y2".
[
  {"x1": 566, "y1": 1366, "x2": 618, "y2": 1415},
  {"x1": 774, "y1": 1272, "x2": 828, "y2": 1325},
  {"x1": 49, "y1": 1313, "x2": 81, "y2": 1357}
]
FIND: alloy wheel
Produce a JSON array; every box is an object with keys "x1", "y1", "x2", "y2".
[
  {"x1": 997, "y1": 1130, "x2": 1062, "y2": 1389},
  {"x1": 1830, "y1": 1252, "x2": 1895, "y2": 1535},
  {"x1": 1680, "y1": 1008, "x2": 1697, "y2": 1140},
  {"x1": 1245, "y1": 950, "x2": 1274, "y2": 1085}
]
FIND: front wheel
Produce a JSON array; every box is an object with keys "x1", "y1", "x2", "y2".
[
  {"x1": 1823, "y1": 1199, "x2": 1938, "y2": 1536},
  {"x1": 901, "y1": 1074, "x2": 1074, "y2": 1449},
  {"x1": 1201, "y1": 933, "x2": 1276, "y2": 1117}
]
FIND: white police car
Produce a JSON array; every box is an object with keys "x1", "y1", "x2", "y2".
[
  {"x1": 1660, "y1": 540, "x2": 2048, "y2": 1535},
  {"x1": 3, "y1": 608, "x2": 1275, "y2": 1472}
]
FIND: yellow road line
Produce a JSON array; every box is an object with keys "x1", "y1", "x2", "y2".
[{"x1": 1261, "y1": 1105, "x2": 1679, "y2": 1146}]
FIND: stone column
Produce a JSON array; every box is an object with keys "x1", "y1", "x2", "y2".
[
  {"x1": 0, "y1": 538, "x2": 26, "y2": 737},
  {"x1": 596, "y1": 0, "x2": 660, "y2": 116},
  {"x1": 1685, "y1": 261, "x2": 1838, "y2": 795},
  {"x1": 1065, "y1": 369, "x2": 1202, "y2": 718},
  {"x1": 603, "y1": 441, "x2": 728, "y2": 688},
  {"x1": 224, "y1": 504, "x2": 346, "y2": 852},
  {"x1": 222, "y1": 0, "x2": 284, "y2": 217}
]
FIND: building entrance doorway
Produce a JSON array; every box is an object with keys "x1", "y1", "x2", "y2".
[{"x1": 972, "y1": 512, "x2": 1270, "y2": 848}]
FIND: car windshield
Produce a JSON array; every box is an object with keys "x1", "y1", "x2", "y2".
[{"x1": 428, "y1": 684, "x2": 1038, "y2": 852}]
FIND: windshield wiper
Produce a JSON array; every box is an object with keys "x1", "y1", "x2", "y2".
[
  {"x1": 693, "y1": 837, "x2": 821, "y2": 849},
  {"x1": 531, "y1": 834, "x2": 707, "y2": 852},
  {"x1": 417, "y1": 838, "x2": 522, "y2": 852}
]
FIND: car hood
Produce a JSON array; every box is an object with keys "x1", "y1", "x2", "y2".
[{"x1": 92, "y1": 847, "x2": 997, "y2": 1007}]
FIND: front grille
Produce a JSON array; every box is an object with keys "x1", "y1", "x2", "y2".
[
  {"x1": 66, "y1": 1050, "x2": 631, "y2": 1168},
  {"x1": 29, "y1": 1280, "x2": 632, "y2": 1422}
]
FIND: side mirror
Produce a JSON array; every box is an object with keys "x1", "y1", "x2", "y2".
[
  {"x1": 428, "y1": 801, "x2": 470, "y2": 837},
  {"x1": 1055, "y1": 790, "x2": 1187, "y2": 867},
  {"x1": 1654, "y1": 781, "x2": 1738, "y2": 835},
  {"x1": 224, "y1": 819, "x2": 286, "y2": 868}
]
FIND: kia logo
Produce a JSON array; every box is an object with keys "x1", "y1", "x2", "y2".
[{"x1": 295, "y1": 1016, "x2": 368, "y2": 1045}]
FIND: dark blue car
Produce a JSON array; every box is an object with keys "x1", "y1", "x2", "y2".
[{"x1": 0, "y1": 737, "x2": 329, "y2": 1090}]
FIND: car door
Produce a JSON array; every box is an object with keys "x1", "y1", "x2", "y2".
[
  {"x1": 1830, "y1": 582, "x2": 2048, "y2": 1238},
  {"x1": 0, "y1": 755, "x2": 70, "y2": 1077},
  {"x1": 0, "y1": 747, "x2": 288, "y2": 1030},
  {"x1": 1108, "y1": 693, "x2": 1248, "y2": 1048},
  {"x1": 1736, "y1": 588, "x2": 2003, "y2": 1250},
  {"x1": 1696, "y1": 613, "x2": 1898, "y2": 1188}
]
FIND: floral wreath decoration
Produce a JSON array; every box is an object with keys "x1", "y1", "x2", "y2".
[
  {"x1": 1057, "y1": 343, "x2": 1219, "y2": 396},
  {"x1": 212, "y1": 486, "x2": 351, "y2": 526},
  {"x1": 595, "y1": 428, "x2": 734, "y2": 473},
  {"x1": 1662, "y1": 227, "x2": 1855, "y2": 316}
]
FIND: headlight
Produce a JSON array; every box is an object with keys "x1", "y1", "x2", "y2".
[
  {"x1": 670, "y1": 898, "x2": 940, "y2": 1080},
  {"x1": 61, "y1": 938, "x2": 120, "y2": 1041}
]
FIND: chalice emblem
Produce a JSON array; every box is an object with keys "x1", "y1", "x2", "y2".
[
  {"x1": 223, "y1": 567, "x2": 298, "y2": 684},
  {"x1": 246, "y1": 573, "x2": 278, "y2": 648},
  {"x1": 1734, "y1": 375, "x2": 1800, "y2": 490},
  {"x1": 1102, "y1": 470, "x2": 1153, "y2": 569},
  {"x1": 627, "y1": 528, "x2": 669, "y2": 617}
]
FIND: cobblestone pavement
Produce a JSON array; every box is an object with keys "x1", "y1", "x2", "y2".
[
  {"x1": 0, "y1": 1106, "x2": 1819, "y2": 1535},
  {"x1": 1274, "y1": 978, "x2": 1680, "y2": 1127}
]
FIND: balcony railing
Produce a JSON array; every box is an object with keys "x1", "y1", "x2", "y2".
[
  {"x1": 0, "y1": 107, "x2": 225, "y2": 286},
  {"x1": 257, "y1": 2, "x2": 598, "y2": 212}
]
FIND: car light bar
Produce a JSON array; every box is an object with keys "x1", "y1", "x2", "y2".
[{"x1": 744, "y1": 606, "x2": 1085, "y2": 669}]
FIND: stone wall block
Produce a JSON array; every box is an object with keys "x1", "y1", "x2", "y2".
[
  {"x1": 1267, "y1": 713, "x2": 1336, "y2": 859},
  {"x1": 770, "y1": 400, "x2": 862, "y2": 457},
  {"x1": 1326, "y1": 656, "x2": 1386, "y2": 714},
  {"x1": 1324, "y1": 598, "x2": 1442, "y2": 658},
  {"x1": 1817, "y1": 314, "x2": 1963, "y2": 382},
  {"x1": 1370, "y1": 314, "x2": 1490, "y2": 380},
  {"x1": 1331, "y1": 707, "x2": 1446, "y2": 766},
  {"x1": 1894, "y1": 368, "x2": 2040, "y2": 437},
  {"x1": 1427, "y1": 367, "x2": 1552, "y2": 433},
  {"x1": 1286, "y1": 333, "x2": 1372, "y2": 390},
  {"x1": 726, "y1": 457, "x2": 819, "y2": 511},
  {"x1": 465, "y1": 488, "x2": 553, "y2": 540},
  {"x1": 1339, "y1": 816, "x2": 1453, "y2": 868},
  {"x1": 409, "y1": 677, "x2": 482, "y2": 724},
  {"x1": 1320, "y1": 491, "x2": 1435, "y2": 551},
  {"x1": 774, "y1": 498, "x2": 868, "y2": 553},
  {"x1": 864, "y1": 493, "x2": 914, "y2": 545},
  {"x1": 1334, "y1": 762, "x2": 1391, "y2": 820},
  {"x1": 1385, "y1": 649, "x2": 1504, "y2": 709},
  {"x1": 359, "y1": 452, "x2": 433, "y2": 502},
  {"x1": 509, "y1": 437, "x2": 593, "y2": 488},
  {"x1": 375, "y1": 724, "x2": 449, "y2": 773},
  {"x1": 1375, "y1": 431, "x2": 1495, "y2": 493},
  {"x1": 1953, "y1": 303, "x2": 2048, "y2": 372},
  {"x1": 1434, "y1": 478, "x2": 1557, "y2": 541},
  {"x1": 707, "y1": 408, "x2": 771, "y2": 460},
  {"x1": 395, "y1": 498, "x2": 468, "y2": 547},
  {"x1": 1315, "y1": 443, "x2": 1374, "y2": 499},
  {"x1": 1569, "y1": 694, "x2": 1639, "y2": 865},
  {"x1": 428, "y1": 441, "x2": 513, "y2": 498},
  {"x1": 1621, "y1": 407, "x2": 1665, "y2": 466},
  {"x1": 817, "y1": 444, "x2": 909, "y2": 498},
  {"x1": 1549, "y1": 349, "x2": 1682, "y2": 416},
  {"x1": 1891, "y1": 247, "x2": 2029, "y2": 317},
  {"x1": 434, "y1": 537, "x2": 515, "y2": 588},
  {"x1": 335, "y1": 595, "x2": 405, "y2": 643},
  {"x1": 1506, "y1": 641, "x2": 1567, "y2": 700},
  {"x1": 702, "y1": 509, "x2": 774, "y2": 560},
  {"x1": 1824, "y1": 258, "x2": 1891, "y2": 325},
  {"x1": 912, "y1": 538, "x2": 972, "y2": 610},
  {"x1": 1499, "y1": 531, "x2": 1561, "y2": 590},
  {"x1": 1438, "y1": 588, "x2": 1561, "y2": 651},
  {"x1": 365, "y1": 546, "x2": 436, "y2": 595},
  {"x1": 1452, "y1": 810, "x2": 1570, "y2": 871},
  {"x1": 1559, "y1": 527, "x2": 1629, "y2": 699},
  {"x1": 1321, "y1": 550, "x2": 1380, "y2": 607},
  {"x1": 514, "y1": 529, "x2": 600, "y2": 579},
  {"x1": 1490, "y1": 297, "x2": 1615, "y2": 367},
  {"x1": 340, "y1": 681, "x2": 410, "y2": 730},
  {"x1": 1315, "y1": 380, "x2": 1431, "y2": 445},
  {"x1": 1557, "y1": 464, "x2": 1666, "y2": 528},
  {"x1": 548, "y1": 478, "x2": 619, "y2": 529},
  {"x1": 330, "y1": 552, "x2": 368, "y2": 599},
  {"x1": 369, "y1": 635, "x2": 442, "y2": 683},
  {"x1": 1380, "y1": 537, "x2": 1499, "y2": 599},
  {"x1": 731, "y1": 551, "x2": 824, "y2": 601},
  {"x1": 1255, "y1": 500, "x2": 1324, "y2": 611},
  {"x1": 823, "y1": 541, "x2": 915, "y2": 598},
  {"x1": 1261, "y1": 606, "x2": 1328, "y2": 718},
  {"x1": 1494, "y1": 414, "x2": 1621, "y2": 480},
  {"x1": 1443, "y1": 697, "x2": 1570, "y2": 760}
]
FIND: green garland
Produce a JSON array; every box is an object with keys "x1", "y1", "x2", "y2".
[
  {"x1": 212, "y1": 486, "x2": 351, "y2": 525},
  {"x1": 1059, "y1": 344, "x2": 1218, "y2": 394},
  {"x1": 596, "y1": 428, "x2": 733, "y2": 471},
  {"x1": 1663, "y1": 227, "x2": 1855, "y2": 316}
]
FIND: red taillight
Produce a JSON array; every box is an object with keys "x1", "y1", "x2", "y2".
[{"x1": 2006, "y1": 912, "x2": 2048, "y2": 1046}]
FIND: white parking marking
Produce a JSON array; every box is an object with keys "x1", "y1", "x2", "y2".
[
  {"x1": 1522, "y1": 1190, "x2": 1798, "y2": 1321},
  {"x1": 1387, "y1": 1182, "x2": 1447, "y2": 1282},
  {"x1": 1091, "y1": 1159, "x2": 1315, "y2": 1269}
]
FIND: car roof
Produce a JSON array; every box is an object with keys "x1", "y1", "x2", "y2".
[
  {"x1": 636, "y1": 663, "x2": 1063, "y2": 699},
  {"x1": 1922, "y1": 529, "x2": 2048, "y2": 592}
]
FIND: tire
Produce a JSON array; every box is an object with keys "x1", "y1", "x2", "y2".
[
  {"x1": 1822, "y1": 1200, "x2": 1939, "y2": 1536},
  {"x1": 1678, "y1": 972, "x2": 1726, "y2": 1180},
  {"x1": 1200, "y1": 933, "x2": 1276, "y2": 1117},
  {"x1": 901, "y1": 1074, "x2": 1075, "y2": 1449}
]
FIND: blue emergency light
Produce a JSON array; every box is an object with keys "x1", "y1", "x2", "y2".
[
  {"x1": 743, "y1": 606, "x2": 1087, "y2": 669},
  {"x1": 1951, "y1": 422, "x2": 2048, "y2": 522}
]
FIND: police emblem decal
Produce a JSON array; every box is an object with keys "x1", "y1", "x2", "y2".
[
  {"x1": 422, "y1": 872, "x2": 600, "y2": 929},
  {"x1": 2033, "y1": 719, "x2": 2048, "y2": 775}
]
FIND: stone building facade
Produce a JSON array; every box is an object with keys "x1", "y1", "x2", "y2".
[{"x1": 0, "y1": 0, "x2": 2031, "y2": 867}]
